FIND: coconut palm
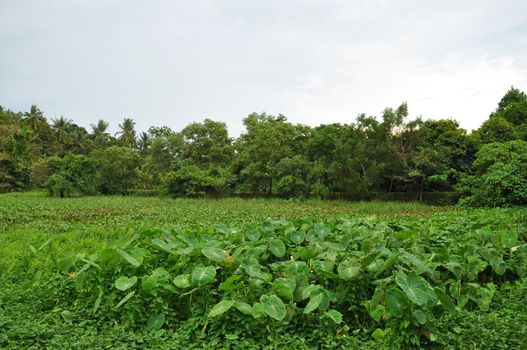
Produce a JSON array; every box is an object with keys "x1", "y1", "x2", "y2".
[
  {"x1": 70, "y1": 129, "x2": 90, "y2": 153},
  {"x1": 137, "y1": 131, "x2": 152, "y2": 154},
  {"x1": 117, "y1": 117, "x2": 137, "y2": 148},
  {"x1": 91, "y1": 119, "x2": 110, "y2": 145},
  {"x1": 51, "y1": 116, "x2": 73, "y2": 144},
  {"x1": 23, "y1": 105, "x2": 46, "y2": 133}
]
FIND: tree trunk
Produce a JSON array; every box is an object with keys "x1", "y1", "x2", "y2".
[{"x1": 360, "y1": 163, "x2": 371, "y2": 200}]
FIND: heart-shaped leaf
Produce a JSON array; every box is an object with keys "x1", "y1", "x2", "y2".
[
  {"x1": 337, "y1": 259, "x2": 361, "y2": 280},
  {"x1": 325, "y1": 309, "x2": 343, "y2": 324},
  {"x1": 289, "y1": 231, "x2": 306, "y2": 245},
  {"x1": 395, "y1": 272, "x2": 435, "y2": 307},
  {"x1": 246, "y1": 229, "x2": 261, "y2": 242},
  {"x1": 191, "y1": 266, "x2": 216, "y2": 287},
  {"x1": 303, "y1": 292, "x2": 324, "y2": 314},
  {"x1": 147, "y1": 312, "x2": 165, "y2": 331},
  {"x1": 314, "y1": 224, "x2": 331, "y2": 238},
  {"x1": 201, "y1": 247, "x2": 229, "y2": 263},
  {"x1": 385, "y1": 287, "x2": 407, "y2": 317},
  {"x1": 173, "y1": 274, "x2": 191, "y2": 288},
  {"x1": 115, "y1": 276, "x2": 137, "y2": 291},
  {"x1": 273, "y1": 277, "x2": 296, "y2": 301},
  {"x1": 235, "y1": 301, "x2": 253, "y2": 315},
  {"x1": 269, "y1": 238, "x2": 286, "y2": 258},
  {"x1": 260, "y1": 294, "x2": 286, "y2": 321}
]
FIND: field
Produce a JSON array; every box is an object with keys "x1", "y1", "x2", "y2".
[{"x1": 1, "y1": 193, "x2": 526, "y2": 349}]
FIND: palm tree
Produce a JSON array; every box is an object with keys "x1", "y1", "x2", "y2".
[
  {"x1": 70, "y1": 129, "x2": 90, "y2": 153},
  {"x1": 90, "y1": 119, "x2": 110, "y2": 145},
  {"x1": 117, "y1": 117, "x2": 137, "y2": 148},
  {"x1": 23, "y1": 105, "x2": 46, "y2": 133},
  {"x1": 51, "y1": 116, "x2": 73, "y2": 144},
  {"x1": 137, "y1": 131, "x2": 152, "y2": 154}
]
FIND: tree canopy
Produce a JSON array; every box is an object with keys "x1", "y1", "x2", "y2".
[{"x1": 1, "y1": 86, "x2": 526, "y2": 207}]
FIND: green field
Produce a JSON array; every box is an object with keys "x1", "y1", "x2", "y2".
[{"x1": 1, "y1": 194, "x2": 526, "y2": 349}]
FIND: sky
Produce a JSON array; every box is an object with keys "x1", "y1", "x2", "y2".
[{"x1": 1, "y1": 0, "x2": 527, "y2": 136}]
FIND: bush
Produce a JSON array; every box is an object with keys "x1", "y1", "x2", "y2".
[
  {"x1": 162, "y1": 165, "x2": 234, "y2": 197},
  {"x1": 45, "y1": 154, "x2": 98, "y2": 197},
  {"x1": 90, "y1": 146, "x2": 141, "y2": 195},
  {"x1": 458, "y1": 141, "x2": 527, "y2": 207}
]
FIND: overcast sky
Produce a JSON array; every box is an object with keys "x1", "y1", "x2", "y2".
[{"x1": 1, "y1": 0, "x2": 526, "y2": 136}]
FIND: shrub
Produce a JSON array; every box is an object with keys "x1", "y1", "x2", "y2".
[
  {"x1": 90, "y1": 146, "x2": 141, "y2": 195},
  {"x1": 458, "y1": 140, "x2": 527, "y2": 207},
  {"x1": 45, "y1": 154, "x2": 98, "y2": 197}
]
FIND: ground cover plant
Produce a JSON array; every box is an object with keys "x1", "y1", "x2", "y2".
[{"x1": 1, "y1": 194, "x2": 526, "y2": 349}]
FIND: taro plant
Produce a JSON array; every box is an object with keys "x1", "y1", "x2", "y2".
[{"x1": 56, "y1": 211, "x2": 526, "y2": 347}]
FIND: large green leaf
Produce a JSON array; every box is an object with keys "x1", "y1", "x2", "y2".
[
  {"x1": 260, "y1": 294, "x2": 286, "y2": 321},
  {"x1": 269, "y1": 238, "x2": 286, "y2": 258},
  {"x1": 498, "y1": 230, "x2": 518, "y2": 248},
  {"x1": 372, "y1": 327, "x2": 390, "y2": 340},
  {"x1": 201, "y1": 247, "x2": 229, "y2": 263},
  {"x1": 191, "y1": 266, "x2": 217, "y2": 287},
  {"x1": 289, "y1": 231, "x2": 305, "y2": 245},
  {"x1": 301, "y1": 284, "x2": 321, "y2": 300},
  {"x1": 173, "y1": 274, "x2": 191, "y2": 288},
  {"x1": 434, "y1": 287, "x2": 456, "y2": 313},
  {"x1": 251, "y1": 302, "x2": 265, "y2": 318},
  {"x1": 115, "y1": 276, "x2": 137, "y2": 291},
  {"x1": 151, "y1": 238, "x2": 175, "y2": 254},
  {"x1": 303, "y1": 292, "x2": 323, "y2": 314},
  {"x1": 395, "y1": 272, "x2": 435, "y2": 306},
  {"x1": 412, "y1": 309, "x2": 427, "y2": 325},
  {"x1": 235, "y1": 301, "x2": 253, "y2": 315},
  {"x1": 208, "y1": 299, "x2": 235, "y2": 318},
  {"x1": 385, "y1": 287, "x2": 407, "y2": 317},
  {"x1": 273, "y1": 277, "x2": 296, "y2": 301},
  {"x1": 314, "y1": 224, "x2": 331, "y2": 238},
  {"x1": 325, "y1": 309, "x2": 343, "y2": 324},
  {"x1": 142, "y1": 268, "x2": 170, "y2": 292},
  {"x1": 243, "y1": 259, "x2": 272, "y2": 281},
  {"x1": 337, "y1": 259, "x2": 361, "y2": 280},
  {"x1": 117, "y1": 249, "x2": 141, "y2": 267},
  {"x1": 147, "y1": 312, "x2": 165, "y2": 331},
  {"x1": 246, "y1": 229, "x2": 261, "y2": 242},
  {"x1": 219, "y1": 275, "x2": 242, "y2": 292}
]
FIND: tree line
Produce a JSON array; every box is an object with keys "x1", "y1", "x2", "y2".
[{"x1": 1, "y1": 87, "x2": 526, "y2": 206}]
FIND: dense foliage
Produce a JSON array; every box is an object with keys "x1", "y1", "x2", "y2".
[
  {"x1": 458, "y1": 140, "x2": 527, "y2": 207},
  {"x1": 1, "y1": 194, "x2": 526, "y2": 348},
  {"x1": 2, "y1": 86, "x2": 526, "y2": 206}
]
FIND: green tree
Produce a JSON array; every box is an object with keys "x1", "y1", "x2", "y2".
[
  {"x1": 51, "y1": 116, "x2": 72, "y2": 144},
  {"x1": 90, "y1": 146, "x2": 141, "y2": 194},
  {"x1": 91, "y1": 119, "x2": 110, "y2": 146},
  {"x1": 137, "y1": 131, "x2": 152, "y2": 155},
  {"x1": 181, "y1": 119, "x2": 233, "y2": 165},
  {"x1": 458, "y1": 141, "x2": 527, "y2": 207},
  {"x1": 236, "y1": 113, "x2": 304, "y2": 194},
  {"x1": 46, "y1": 153, "x2": 98, "y2": 197},
  {"x1": 23, "y1": 105, "x2": 46, "y2": 135},
  {"x1": 477, "y1": 117, "x2": 517, "y2": 144},
  {"x1": 117, "y1": 117, "x2": 137, "y2": 148},
  {"x1": 495, "y1": 86, "x2": 527, "y2": 113},
  {"x1": 0, "y1": 112, "x2": 31, "y2": 192}
]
